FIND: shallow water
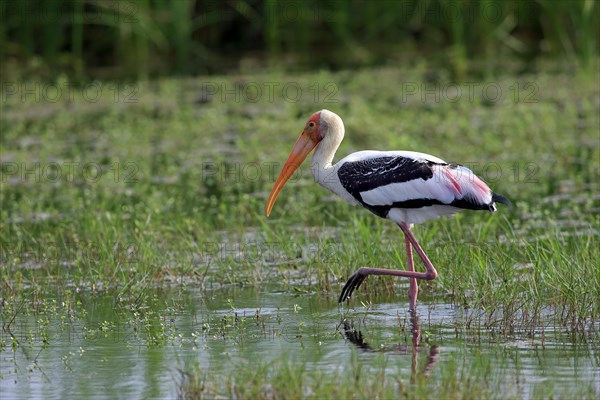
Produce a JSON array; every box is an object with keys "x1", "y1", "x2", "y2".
[{"x1": 1, "y1": 285, "x2": 598, "y2": 399}]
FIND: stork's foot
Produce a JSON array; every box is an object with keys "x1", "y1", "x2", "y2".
[{"x1": 339, "y1": 267, "x2": 369, "y2": 303}]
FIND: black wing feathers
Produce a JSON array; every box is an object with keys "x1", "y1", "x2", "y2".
[
  {"x1": 337, "y1": 156, "x2": 437, "y2": 218},
  {"x1": 337, "y1": 155, "x2": 509, "y2": 219},
  {"x1": 338, "y1": 156, "x2": 434, "y2": 196}
]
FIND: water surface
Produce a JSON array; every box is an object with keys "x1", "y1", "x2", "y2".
[{"x1": 1, "y1": 285, "x2": 598, "y2": 399}]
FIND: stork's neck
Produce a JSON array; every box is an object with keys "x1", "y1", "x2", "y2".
[
  {"x1": 310, "y1": 131, "x2": 343, "y2": 188},
  {"x1": 309, "y1": 109, "x2": 346, "y2": 192}
]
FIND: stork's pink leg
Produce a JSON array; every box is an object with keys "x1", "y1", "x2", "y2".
[
  {"x1": 398, "y1": 223, "x2": 438, "y2": 279},
  {"x1": 338, "y1": 223, "x2": 438, "y2": 303},
  {"x1": 405, "y1": 236, "x2": 418, "y2": 311}
]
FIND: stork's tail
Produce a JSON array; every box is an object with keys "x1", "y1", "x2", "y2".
[
  {"x1": 489, "y1": 192, "x2": 512, "y2": 212},
  {"x1": 492, "y1": 192, "x2": 512, "y2": 206}
]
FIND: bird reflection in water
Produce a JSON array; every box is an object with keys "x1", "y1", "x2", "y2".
[{"x1": 339, "y1": 309, "x2": 440, "y2": 381}]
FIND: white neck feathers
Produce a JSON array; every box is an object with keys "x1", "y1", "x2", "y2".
[{"x1": 311, "y1": 109, "x2": 345, "y2": 188}]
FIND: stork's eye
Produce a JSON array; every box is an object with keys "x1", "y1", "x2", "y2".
[{"x1": 308, "y1": 122, "x2": 315, "y2": 128}]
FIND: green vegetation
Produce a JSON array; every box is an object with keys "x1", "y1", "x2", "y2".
[
  {"x1": 2, "y1": 0, "x2": 598, "y2": 79},
  {"x1": 2, "y1": 2, "x2": 599, "y2": 398},
  {"x1": 178, "y1": 351, "x2": 599, "y2": 400},
  {"x1": 1, "y1": 62, "x2": 599, "y2": 398}
]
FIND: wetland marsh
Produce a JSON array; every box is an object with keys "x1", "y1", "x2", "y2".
[{"x1": 1, "y1": 64, "x2": 599, "y2": 399}]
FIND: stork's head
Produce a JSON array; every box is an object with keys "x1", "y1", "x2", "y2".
[
  {"x1": 303, "y1": 111, "x2": 323, "y2": 142},
  {"x1": 265, "y1": 109, "x2": 344, "y2": 216}
]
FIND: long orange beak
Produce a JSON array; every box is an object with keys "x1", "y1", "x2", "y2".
[{"x1": 266, "y1": 131, "x2": 318, "y2": 216}]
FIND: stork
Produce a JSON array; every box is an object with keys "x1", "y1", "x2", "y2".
[{"x1": 266, "y1": 110, "x2": 510, "y2": 310}]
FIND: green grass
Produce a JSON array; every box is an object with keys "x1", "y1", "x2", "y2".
[
  {"x1": 178, "y1": 351, "x2": 599, "y2": 400},
  {"x1": 2, "y1": 64, "x2": 599, "y2": 320},
  {"x1": 1, "y1": 62, "x2": 599, "y2": 398},
  {"x1": 1, "y1": 1, "x2": 598, "y2": 79}
]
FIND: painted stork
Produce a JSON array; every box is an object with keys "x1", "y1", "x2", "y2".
[{"x1": 265, "y1": 110, "x2": 510, "y2": 310}]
